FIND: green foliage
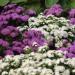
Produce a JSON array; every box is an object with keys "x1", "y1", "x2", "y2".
[
  {"x1": 70, "y1": 0, "x2": 75, "y2": 8},
  {"x1": 0, "y1": 0, "x2": 9, "y2": 6},
  {"x1": 45, "y1": 0, "x2": 59, "y2": 7},
  {"x1": 11, "y1": 0, "x2": 27, "y2": 3},
  {"x1": 0, "y1": 0, "x2": 75, "y2": 14}
]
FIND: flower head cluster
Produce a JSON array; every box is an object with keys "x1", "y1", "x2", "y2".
[
  {"x1": 59, "y1": 41, "x2": 75, "y2": 58},
  {"x1": 69, "y1": 9, "x2": 75, "y2": 25},
  {"x1": 44, "y1": 4, "x2": 63, "y2": 16},
  {"x1": 29, "y1": 14, "x2": 75, "y2": 48},
  {"x1": 0, "y1": 50, "x2": 75, "y2": 75},
  {"x1": 0, "y1": 4, "x2": 37, "y2": 57},
  {"x1": 0, "y1": 3, "x2": 36, "y2": 27},
  {"x1": 23, "y1": 29, "x2": 47, "y2": 52},
  {"x1": 0, "y1": 26, "x2": 20, "y2": 38},
  {"x1": 28, "y1": 14, "x2": 75, "y2": 58}
]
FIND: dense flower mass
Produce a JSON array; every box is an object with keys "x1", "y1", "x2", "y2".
[
  {"x1": 69, "y1": 9, "x2": 75, "y2": 24},
  {"x1": 44, "y1": 4, "x2": 63, "y2": 16},
  {"x1": 0, "y1": 3, "x2": 75, "y2": 59},
  {"x1": 0, "y1": 4, "x2": 37, "y2": 57},
  {"x1": 69, "y1": 9, "x2": 75, "y2": 18},
  {"x1": 28, "y1": 14, "x2": 75, "y2": 58},
  {"x1": 59, "y1": 41, "x2": 75, "y2": 58},
  {"x1": 0, "y1": 49, "x2": 75, "y2": 75}
]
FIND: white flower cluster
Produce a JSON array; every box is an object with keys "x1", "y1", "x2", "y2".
[
  {"x1": 28, "y1": 13, "x2": 75, "y2": 48},
  {"x1": 0, "y1": 49, "x2": 75, "y2": 75}
]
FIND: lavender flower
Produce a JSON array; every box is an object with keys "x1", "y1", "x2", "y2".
[
  {"x1": 44, "y1": 4, "x2": 63, "y2": 16},
  {"x1": 26, "y1": 9, "x2": 36, "y2": 16},
  {"x1": 1, "y1": 28, "x2": 11, "y2": 35},
  {"x1": 20, "y1": 15, "x2": 29, "y2": 22},
  {"x1": 23, "y1": 30, "x2": 47, "y2": 51},
  {"x1": 69, "y1": 9, "x2": 75, "y2": 18},
  {"x1": 0, "y1": 39, "x2": 9, "y2": 48},
  {"x1": 70, "y1": 18, "x2": 75, "y2": 25},
  {"x1": 60, "y1": 41, "x2": 75, "y2": 58},
  {"x1": 4, "y1": 50, "x2": 14, "y2": 55}
]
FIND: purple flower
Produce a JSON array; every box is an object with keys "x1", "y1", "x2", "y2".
[
  {"x1": 4, "y1": 50, "x2": 14, "y2": 55},
  {"x1": 12, "y1": 41, "x2": 23, "y2": 47},
  {"x1": 7, "y1": 26, "x2": 16, "y2": 31},
  {"x1": 4, "y1": 4, "x2": 16, "y2": 9},
  {"x1": 66, "y1": 53, "x2": 75, "y2": 58},
  {"x1": 59, "y1": 42, "x2": 75, "y2": 58},
  {"x1": 0, "y1": 39, "x2": 4, "y2": 45},
  {"x1": 23, "y1": 30, "x2": 47, "y2": 50},
  {"x1": 2, "y1": 41, "x2": 9, "y2": 48},
  {"x1": 26, "y1": 9, "x2": 36, "y2": 16},
  {"x1": 69, "y1": 9, "x2": 75, "y2": 18},
  {"x1": 12, "y1": 46, "x2": 23, "y2": 54},
  {"x1": 5, "y1": 14, "x2": 11, "y2": 20},
  {"x1": 0, "y1": 39, "x2": 9, "y2": 48},
  {"x1": 15, "y1": 6, "x2": 24, "y2": 13},
  {"x1": 10, "y1": 32, "x2": 18, "y2": 38},
  {"x1": 70, "y1": 18, "x2": 75, "y2": 25},
  {"x1": 11, "y1": 13, "x2": 19, "y2": 20},
  {"x1": 1, "y1": 28, "x2": 11, "y2": 35},
  {"x1": 20, "y1": 15, "x2": 29, "y2": 22},
  {"x1": 44, "y1": 4, "x2": 63, "y2": 16}
]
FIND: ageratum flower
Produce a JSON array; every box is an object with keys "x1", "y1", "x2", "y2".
[
  {"x1": 23, "y1": 30, "x2": 47, "y2": 51},
  {"x1": 20, "y1": 15, "x2": 29, "y2": 22},
  {"x1": 4, "y1": 50, "x2": 14, "y2": 55},
  {"x1": 1, "y1": 28, "x2": 11, "y2": 35},
  {"x1": 44, "y1": 4, "x2": 63, "y2": 16},
  {"x1": 70, "y1": 18, "x2": 75, "y2": 25},
  {"x1": 25, "y1": 9, "x2": 36, "y2": 16},
  {"x1": 0, "y1": 39, "x2": 9, "y2": 48},
  {"x1": 69, "y1": 9, "x2": 75, "y2": 18}
]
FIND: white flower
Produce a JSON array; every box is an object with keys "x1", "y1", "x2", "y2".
[
  {"x1": 55, "y1": 41, "x2": 63, "y2": 48},
  {"x1": 1, "y1": 71, "x2": 8, "y2": 75},
  {"x1": 38, "y1": 45, "x2": 48, "y2": 53},
  {"x1": 9, "y1": 69, "x2": 16, "y2": 75},
  {"x1": 46, "y1": 50, "x2": 54, "y2": 58},
  {"x1": 54, "y1": 66, "x2": 65, "y2": 72}
]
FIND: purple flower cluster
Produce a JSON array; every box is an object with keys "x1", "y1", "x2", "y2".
[
  {"x1": 23, "y1": 30, "x2": 47, "y2": 51},
  {"x1": 69, "y1": 9, "x2": 75, "y2": 25},
  {"x1": 0, "y1": 26, "x2": 19, "y2": 38},
  {"x1": 44, "y1": 4, "x2": 63, "y2": 16},
  {"x1": 0, "y1": 4, "x2": 37, "y2": 57},
  {"x1": 59, "y1": 41, "x2": 75, "y2": 58},
  {"x1": 4, "y1": 41, "x2": 24, "y2": 55},
  {"x1": 0, "y1": 3, "x2": 36, "y2": 28},
  {"x1": 0, "y1": 39, "x2": 9, "y2": 48}
]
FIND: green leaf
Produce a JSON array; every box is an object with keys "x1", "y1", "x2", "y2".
[
  {"x1": 70, "y1": 1, "x2": 75, "y2": 8},
  {"x1": 11, "y1": 0, "x2": 27, "y2": 3},
  {"x1": 45, "y1": 0, "x2": 59, "y2": 7},
  {"x1": 0, "y1": 0, "x2": 9, "y2": 6},
  {"x1": 59, "y1": 0, "x2": 70, "y2": 10},
  {"x1": 19, "y1": 1, "x2": 42, "y2": 14}
]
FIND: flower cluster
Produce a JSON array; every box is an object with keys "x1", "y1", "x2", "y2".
[
  {"x1": 69, "y1": 9, "x2": 75, "y2": 25},
  {"x1": 44, "y1": 4, "x2": 63, "y2": 16},
  {"x1": 28, "y1": 14, "x2": 75, "y2": 58},
  {"x1": 59, "y1": 41, "x2": 75, "y2": 58},
  {"x1": 23, "y1": 29, "x2": 47, "y2": 53},
  {"x1": 0, "y1": 4, "x2": 36, "y2": 26},
  {"x1": 0, "y1": 27, "x2": 47, "y2": 57},
  {"x1": 0, "y1": 4, "x2": 37, "y2": 57},
  {"x1": 0, "y1": 49, "x2": 75, "y2": 75},
  {"x1": 44, "y1": 4, "x2": 75, "y2": 25}
]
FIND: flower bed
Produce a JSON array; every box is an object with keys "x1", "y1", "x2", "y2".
[
  {"x1": 0, "y1": 2, "x2": 75, "y2": 75},
  {"x1": 0, "y1": 49, "x2": 75, "y2": 75}
]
